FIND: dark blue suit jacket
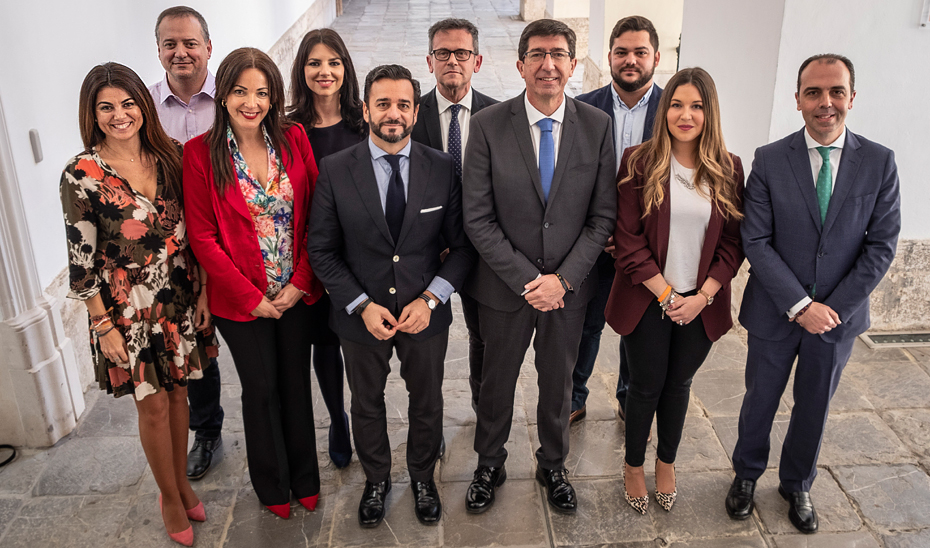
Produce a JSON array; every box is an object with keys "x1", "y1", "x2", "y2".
[
  {"x1": 575, "y1": 82, "x2": 663, "y2": 149},
  {"x1": 738, "y1": 128, "x2": 900, "y2": 343}
]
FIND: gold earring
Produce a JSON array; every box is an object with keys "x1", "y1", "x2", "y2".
[{"x1": 221, "y1": 99, "x2": 227, "y2": 107}]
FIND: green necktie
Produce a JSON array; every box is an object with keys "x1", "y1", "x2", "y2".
[{"x1": 815, "y1": 146, "x2": 835, "y2": 224}]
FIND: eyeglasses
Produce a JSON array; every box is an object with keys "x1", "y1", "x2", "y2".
[
  {"x1": 522, "y1": 50, "x2": 572, "y2": 63},
  {"x1": 430, "y1": 49, "x2": 476, "y2": 62}
]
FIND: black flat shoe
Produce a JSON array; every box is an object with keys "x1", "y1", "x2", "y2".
[
  {"x1": 465, "y1": 465, "x2": 506, "y2": 514},
  {"x1": 186, "y1": 436, "x2": 223, "y2": 480},
  {"x1": 358, "y1": 479, "x2": 391, "y2": 528},
  {"x1": 779, "y1": 485, "x2": 818, "y2": 534},
  {"x1": 536, "y1": 467, "x2": 577, "y2": 514},
  {"x1": 413, "y1": 478, "x2": 441, "y2": 525},
  {"x1": 725, "y1": 477, "x2": 756, "y2": 520}
]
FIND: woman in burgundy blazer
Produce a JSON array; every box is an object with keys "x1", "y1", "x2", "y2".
[
  {"x1": 183, "y1": 48, "x2": 321, "y2": 519},
  {"x1": 604, "y1": 68, "x2": 744, "y2": 515}
]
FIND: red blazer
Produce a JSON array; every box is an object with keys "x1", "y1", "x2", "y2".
[
  {"x1": 183, "y1": 124, "x2": 322, "y2": 322},
  {"x1": 605, "y1": 147, "x2": 745, "y2": 342}
]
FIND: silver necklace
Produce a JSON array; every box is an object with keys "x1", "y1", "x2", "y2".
[{"x1": 675, "y1": 172, "x2": 695, "y2": 190}]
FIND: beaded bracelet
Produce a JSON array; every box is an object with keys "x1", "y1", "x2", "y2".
[
  {"x1": 789, "y1": 302, "x2": 812, "y2": 323},
  {"x1": 89, "y1": 307, "x2": 113, "y2": 324}
]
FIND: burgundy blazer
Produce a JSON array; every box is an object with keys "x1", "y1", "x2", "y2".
[
  {"x1": 183, "y1": 124, "x2": 322, "y2": 322},
  {"x1": 605, "y1": 146, "x2": 745, "y2": 342}
]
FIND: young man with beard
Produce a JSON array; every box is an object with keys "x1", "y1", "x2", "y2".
[
  {"x1": 308, "y1": 65, "x2": 475, "y2": 528},
  {"x1": 570, "y1": 15, "x2": 663, "y2": 424}
]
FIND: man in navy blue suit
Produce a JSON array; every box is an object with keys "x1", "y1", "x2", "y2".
[
  {"x1": 571, "y1": 15, "x2": 663, "y2": 423},
  {"x1": 726, "y1": 54, "x2": 900, "y2": 534}
]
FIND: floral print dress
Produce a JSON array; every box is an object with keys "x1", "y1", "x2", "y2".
[
  {"x1": 227, "y1": 125, "x2": 295, "y2": 297},
  {"x1": 59, "y1": 150, "x2": 218, "y2": 400}
]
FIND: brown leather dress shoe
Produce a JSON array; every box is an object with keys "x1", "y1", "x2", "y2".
[{"x1": 569, "y1": 406, "x2": 586, "y2": 424}]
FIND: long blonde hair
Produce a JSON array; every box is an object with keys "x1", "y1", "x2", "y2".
[{"x1": 620, "y1": 67, "x2": 742, "y2": 220}]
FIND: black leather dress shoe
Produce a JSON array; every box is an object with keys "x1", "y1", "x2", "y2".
[
  {"x1": 536, "y1": 467, "x2": 577, "y2": 514},
  {"x1": 186, "y1": 436, "x2": 223, "y2": 480},
  {"x1": 465, "y1": 465, "x2": 506, "y2": 514},
  {"x1": 413, "y1": 478, "x2": 442, "y2": 525},
  {"x1": 779, "y1": 485, "x2": 818, "y2": 534},
  {"x1": 358, "y1": 479, "x2": 391, "y2": 528},
  {"x1": 438, "y1": 436, "x2": 446, "y2": 460},
  {"x1": 725, "y1": 477, "x2": 756, "y2": 520}
]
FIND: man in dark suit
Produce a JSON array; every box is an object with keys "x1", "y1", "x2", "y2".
[
  {"x1": 571, "y1": 15, "x2": 663, "y2": 424},
  {"x1": 726, "y1": 54, "x2": 900, "y2": 534},
  {"x1": 412, "y1": 18, "x2": 498, "y2": 412},
  {"x1": 308, "y1": 64, "x2": 475, "y2": 528},
  {"x1": 462, "y1": 19, "x2": 615, "y2": 515}
]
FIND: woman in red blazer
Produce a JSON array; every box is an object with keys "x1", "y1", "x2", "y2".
[
  {"x1": 183, "y1": 47, "x2": 322, "y2": 519},
  {"x1": 604, "y1": 68, "x2": 744, "y2": 514}
]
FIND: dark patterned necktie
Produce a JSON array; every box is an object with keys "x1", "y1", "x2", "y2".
[
  {"x1": 449, "y1": 103, "x2": 463, "y2": 181},
  {"x1": 384, "y1": 154, "x2": 405, "y2": 243}
]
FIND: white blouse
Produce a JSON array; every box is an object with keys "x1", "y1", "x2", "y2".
[{"x1": 663, "y1": 155, "x2": 712, "y2": 292}]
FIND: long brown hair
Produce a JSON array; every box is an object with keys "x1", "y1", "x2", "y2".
[
  {"x1": 287, "y1": 28, "x2": 365, "y2": 136},
  {"x1": 620, "y1": 67, "x2": 742, "y2": 220},
  {"x1": 205, "y1": 47, "x2": 293, "y2": 191},
  {"x1": 78, "y1": 62, "x2": 182, "y2": 197}
]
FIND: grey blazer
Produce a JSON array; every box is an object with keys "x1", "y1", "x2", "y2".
[{"x1": 462, "y1": 93, "x2": 616, "y2": 311}]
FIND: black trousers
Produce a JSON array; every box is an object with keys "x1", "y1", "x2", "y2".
[
  {"x1": 460, "y1": 292, "x2": 484, "y2": 409},
  {"x1": 475, "y1": 301, "x2": 586, "y2": 470},
  {"x1": 212, "y1": 301, "x2": 320, "y2": 506},
  {"x1": 306, "y1": 295, "x2": 351, "y2": 458},
  {"x1": 624, "y1": 297, "x2": 713, "y2": 467},
  {"x1": 188, "y1": 356, "x2": 224, "y2": 440},
  {"x1": 340, "y1": 329, "x2": 448, "y2": 483}
]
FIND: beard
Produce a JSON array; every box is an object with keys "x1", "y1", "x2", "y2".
[
  {"x1": 612, "y1": 65, "x2": 655, "y2": 93},
  {"x1": 372, "y1": 118, "x2": 412, "y2": 143}
]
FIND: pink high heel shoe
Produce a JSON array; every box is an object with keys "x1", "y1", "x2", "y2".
[{"x1": 158, "y1": 494, "x2": 194, "y2": 547}]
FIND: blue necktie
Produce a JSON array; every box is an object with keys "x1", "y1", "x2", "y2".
[
  {"x1": 538, "y1": 118, "x2": 554, "y2": 202},
  {"x1": 383, "y1": 154, "x2": 405, "y2": 244},
  {"x1": 448, "y1": 103, "x2": 463, "y2": 182}
]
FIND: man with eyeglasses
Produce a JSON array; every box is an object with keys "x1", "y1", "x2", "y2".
[
  {"x1": 412, "y1": 18, "x2": 498, "y2": 415},
  {"x1": 462, "y1": 19, "x2": 615, "y2": 516}
]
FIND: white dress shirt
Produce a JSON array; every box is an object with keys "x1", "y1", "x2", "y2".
[
  {"x1": 611, "y1": 83, "x2": 653, "y2": 170},
  {"x1": 524, "y1": 93, "x2": 567, "y2": 168},
  {"x1": 435, "y1": 86, "x2": 473, "y2": 157}
]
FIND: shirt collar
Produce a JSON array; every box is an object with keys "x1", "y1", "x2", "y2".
[
  {"x1": 435, "y1": 86, "x2": 473, "y2": 114},
  {"x1": 611, "y1": 82, "x2": 654, "y2": 111},
  {"x1": 368, "y1": 136, "x2": 412, "y2": 161},
  {"x1": 156, "y1": 71, "x2": 217, "y2": 104},
  {"x1": 524, "y1": 92, "x2": 567, "y2": 127},
  {"x1": 804, "y1": 126, "x2": 846, "y2": 151}
]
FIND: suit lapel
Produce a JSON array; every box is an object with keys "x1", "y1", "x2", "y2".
[
  {"x1": 822, "y1": 130, "x2": 862, "y2": 236},
  {"x1": 787, "y1": 129, "x2": 823, "y2": 233},
  {"x1": 643, "y1": 83, "x2": 662, "y2": 140},
  {"x1": 349, "y1": 143, "x2": 394, "y2": 245},
  {"x1": 547, "y1": 97, "x2": 577, "y2": 208},
  {"x1": 396, "y1": 144, "x2": 429, "y2": 248},
  {"x1": 423, "y1": 90, "x2": 443, "y2": 150},
  {"x1": 510, "y1": 94, "x2": 546, "y2": 205}
]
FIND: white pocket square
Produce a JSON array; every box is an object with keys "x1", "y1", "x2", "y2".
[{"x1": 420, "y1": 206, "x2": 443, "y2": 213}]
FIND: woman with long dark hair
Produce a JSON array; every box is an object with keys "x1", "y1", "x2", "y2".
[
  {"x1": 183, "y1": 47, "x2": 321, "y2": 519},
  {"x1": 287, "y1": 28, "x2": 368, "y2": 468},
  {"x1": 605, "y1": 67, "x2": 745, "y2": 514},
  {"x1": 60, "y1": 62, "x2": 216, "y2": 546}
]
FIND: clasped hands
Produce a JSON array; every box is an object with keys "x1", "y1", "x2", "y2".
[
  {"x1": 250, "y1": 283, "x2": 305, "y2": 319},
  {"x1": 665, "y1": 294, "x2": 706, "y2": 325},
  {"x1": 794, "y1": 302, "x2": 841, "y2": 335},
  {"x1": 524, "y1": 274, "x2": 565, "y2": 312},
  {"x1": 361, "y1": 292, "x2": 436, "y2": 340}
]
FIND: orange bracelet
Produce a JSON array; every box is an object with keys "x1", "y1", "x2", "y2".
[{"x1": 658, "y1": 285, "x2": 672, "y2": 302}]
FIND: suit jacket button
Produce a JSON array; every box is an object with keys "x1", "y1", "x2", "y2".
[
  {"x1": 389, "y1": 287, "x2": 396, "y2": 294},
  {"x1": 544, "y1": 222, "x2": 550, "y2": 228},
  {"x1": 393, "y1": 255, "x2": 399, "y2": 262},
  {"x1": 805, "y1": 284, "x2": 813, "y2": 290},
  {"x1": 536, "y1": 258, "x2": 543, "y2": 264}
]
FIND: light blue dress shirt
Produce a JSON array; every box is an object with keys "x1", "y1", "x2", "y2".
[{"x1": 611, "y1": 83, "x2": 654, "y2": 171}]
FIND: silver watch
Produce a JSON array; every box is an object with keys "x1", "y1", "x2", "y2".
[{"x1": 418, "y1": 294, "x2": 437, "y2": 310}]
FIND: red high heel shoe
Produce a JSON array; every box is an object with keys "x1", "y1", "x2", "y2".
[
  {"x1": 298, "y1": 494, "x2": 319, "y2": 512},
  {"x1": 266, "y1": 503, "x2": 290, "y2": 519},
  {"x1": 158, "y1": 494, "x2": 194, "y2": 547}
]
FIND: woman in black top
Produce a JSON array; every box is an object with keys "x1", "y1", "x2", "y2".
[{"x1": 288, "y1": 28, "x2": 367, "y2": 469}]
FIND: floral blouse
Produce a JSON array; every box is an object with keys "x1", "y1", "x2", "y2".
[{"x1": 227, "y1": 125, "x2": 295, "y2": 298}]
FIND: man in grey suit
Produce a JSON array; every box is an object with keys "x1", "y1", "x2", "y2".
[
  {"x1": 462, "y1": 19, "x2": 615, "y2": 515},
  {"x1": 308, "y1": 65, "x2": 475, "y2": 528},
  {"x1": 725, "y1": 54, "x2": 900, "y2": 534},
  {"x1": 411, "y1": 18, "x2": 498, "y2": 412}
]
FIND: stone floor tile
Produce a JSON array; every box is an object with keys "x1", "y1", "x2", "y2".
[
  {"x1": 652, "y1": 471, "x2": 760, "y2": 542},
  {"x1": 711, "y1": 414, "x2": 791, "y2": 470},
  {"x1": 442, "y1": 340, "x2": 471, "y2": 378},
  {"x1": 771, "y1": 531, "x2": 881, "y2": 547},
  {"x1": 328, "y1": 481, "x2": 440, "y2": 547},
  {"x1": 547, "y1": 478, "x2": 656, "y2": 545},
  {"x1": 881, "y1": 409, "x2": 930, "y2": 459},
  {"x1": 908, "y1": 346, "x2": 930, "y2": 364},
  {"x1": 833, "y1": 464, "x2": 930, "y2": 530},
  {"x1": 33, "y1": 437, "x2": 147, "y2": 496},
  {"x1": 223, "y1": 485, "x2": 334, "y2": 548},
  {"x1": 668, "y1": 535, "x2": 768, "y2": 548},
  {"x1": 819, "y1": 412, "x2": 913, "y2": 466},
  {"x1": 700, "y1": 333, "x2": 750, "y2": 372},
  {"x1": 692, "y1": 369, "x2": 779, "y2": 418},
  {"x1": 111, "y1": 489, "x2": 236, "y2": 548},
  {"x1": 672, "y1": 415, "x2": 733, "y2": 473},
  {"x1": 0, "y1": 448, "x2": 50, "y2": 494},
  {"x1": 441, "y1": 478, "x2": 549, "y2": 547},
  {"x1": 73, "y1": 393, "x2": 139, "y2": 437},
  {"x1": 843, "y1": 361, "x2": 930, "y2": 409},
  {"x1": 443, "y1": 378, "x2": 479, "y2": 426},
  {"x1": 565, "y1": 420, "x2": 625, "y2": 478},
  {"x1": 2, "y1": 494, "x2": 131, "y2": 547},
  {"x1": 754, "y1": 469, "x2": 861, "y2": 534},
  {"x1": 440, "y1": 423, "x2": 536, "y2": 482},
  {"x1": 847, "y1": 337, "x2": 909, "y2": 364},
  {"x1": 576, "y1": 370, "x2": 624, "y2": 422},
  {"x1": 0, "y1": 496, "x2": 23, "y2": 539},
  {"x1": 882, "y1": 528, "x2": 930, "y2": 548}
]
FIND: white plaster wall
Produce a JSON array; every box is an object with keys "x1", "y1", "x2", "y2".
[
  {"x1": 546, "y1": 0, "x2": 589, "y2": 18},
  {"x1": 0, "y1": 0, "x2": 335, "y2": 291}
]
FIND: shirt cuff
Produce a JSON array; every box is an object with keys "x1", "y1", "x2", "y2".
[
  {"x1": 426, "y1": 277, "x2": 454, "y2": 304},
  {"x1": 786, "y1": 296, "x2": 812, "y2": 318},
  {"x1": 346, "y1": 293, "x2": 369, "y2": 315}
]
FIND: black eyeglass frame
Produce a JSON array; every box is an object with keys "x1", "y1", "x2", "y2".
[
  {"x1": 430, "y1": 49, "x2": 477, "y2": 62},
  {"x1": 521, "y1": 49, "x2": 573, "y2": 63}
]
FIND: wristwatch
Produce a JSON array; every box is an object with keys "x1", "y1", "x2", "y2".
[
  {"x1": 697, "y1": 289, "x2": 714, "y2": 305},
  {"x1": 418, "y1": 293, "x2": 437, "y2": 310},
  {"x1": 354, "y1": 297, "x2": 373, "y2": 315}
]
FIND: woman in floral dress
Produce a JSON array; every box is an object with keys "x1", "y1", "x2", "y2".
[
  {"x1": 60, "y1": 62, "x2": 217, "y2": 547},
  {"x1": 183, "y1": 47, "x2": 322, "y2": 520}
]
